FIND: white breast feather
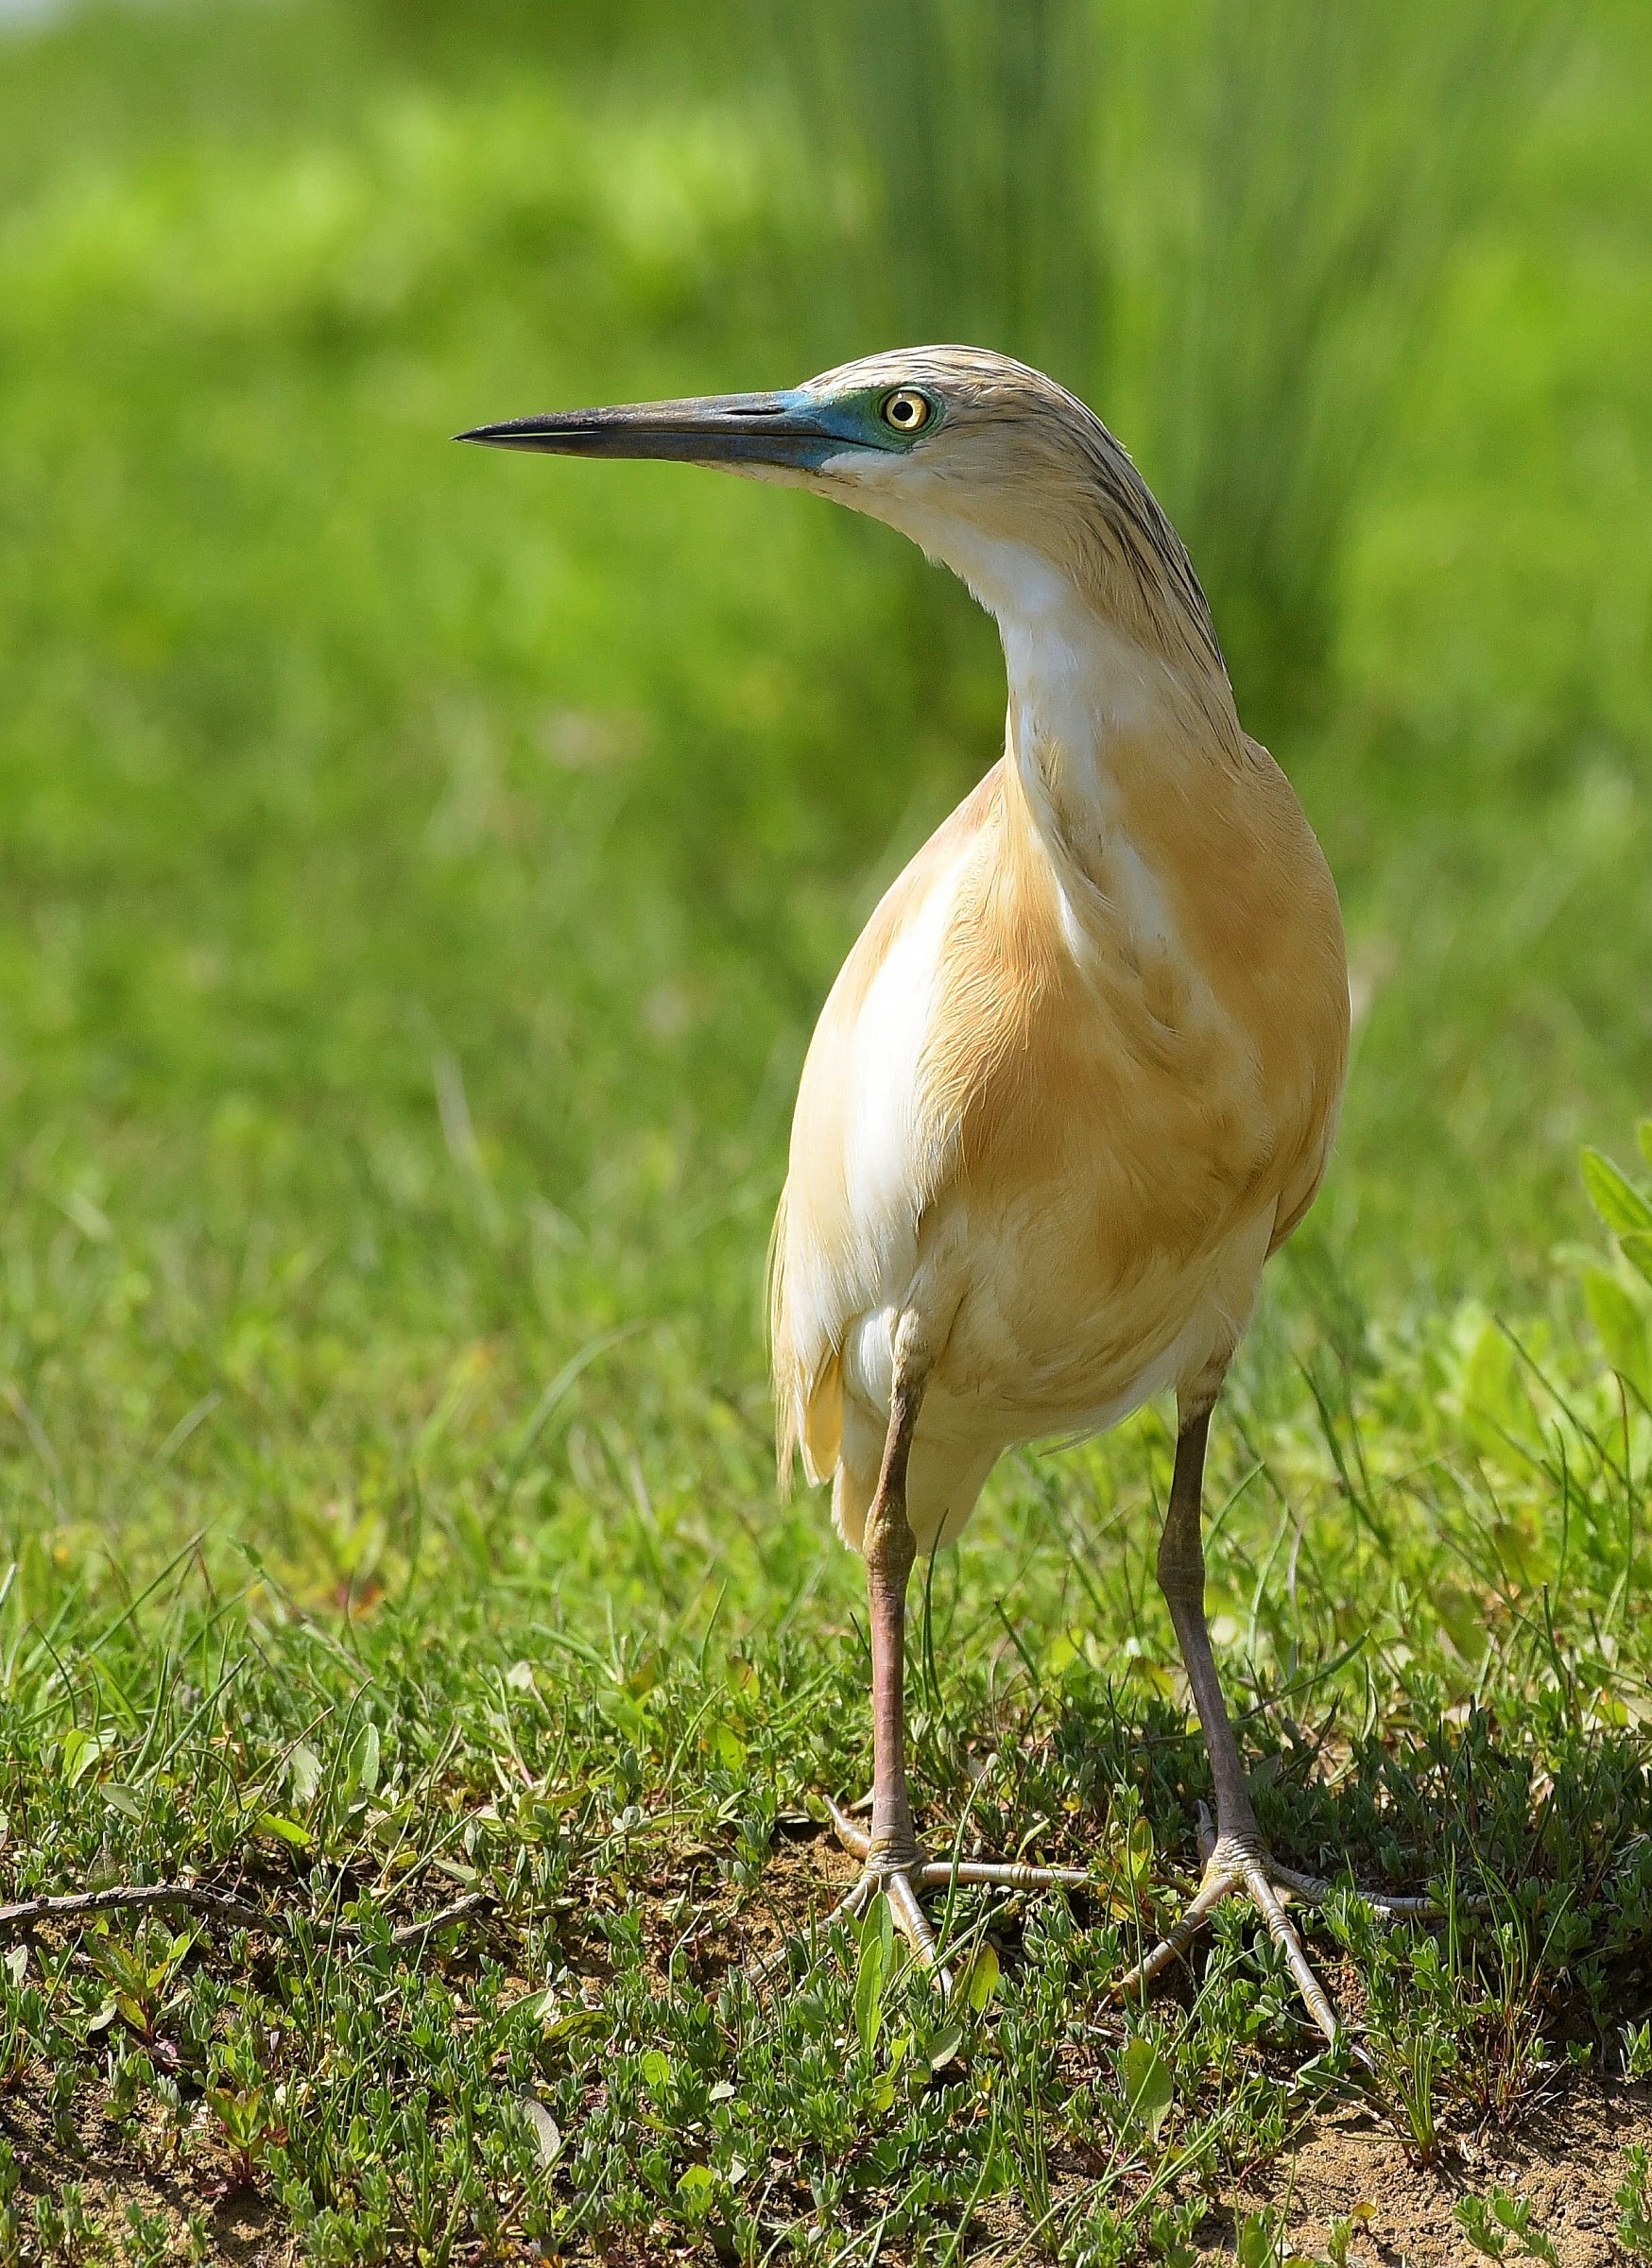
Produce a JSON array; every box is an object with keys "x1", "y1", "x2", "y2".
[{"x1": 781, "y1": 837, "x2": 973, "y2": 1451}]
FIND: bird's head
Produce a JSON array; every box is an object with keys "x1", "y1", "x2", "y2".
[{"x1": 461, "y1": 345, "x2": 1227, "y2": 701}]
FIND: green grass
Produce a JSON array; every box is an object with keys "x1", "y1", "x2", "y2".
[{"x1": 2, "y1": 0, "x2": 1652, "y2": 2259}]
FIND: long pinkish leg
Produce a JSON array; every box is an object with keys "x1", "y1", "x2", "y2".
[
  {"x1": 1120, "y1": 1405, "x2": 1400, "y2": 2047},
  {"x1": 807, "y1": 1348, "x2": 1089, "y2": 1979},
  {"x1": 862, "y1": 1366, "x2": 924, "y2": 1875},
  {"x1": 1155, "y1": 1411, "x2": 1265, "y2": 1849}
]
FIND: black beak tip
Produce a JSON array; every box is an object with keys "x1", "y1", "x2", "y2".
[{"x1": 455, "y1": 418, "x2": 589, "y2": 452}]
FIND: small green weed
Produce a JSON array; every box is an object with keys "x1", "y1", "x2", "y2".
[
  {"x1": 125, "y1": 2201, "x2": 171, "y2": 2268},
  {"x1": 1619, "y1": 2147, "x2": 1652, "y2": 2261},
  {"x1": 1322, "y1": 2204, "x2": 1376, "y2": 2268},
  {"x1": 1454, "y1": 2183, "x2": 1559, "y2": 2268}
]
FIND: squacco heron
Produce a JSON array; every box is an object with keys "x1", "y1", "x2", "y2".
[{"x1": 462, "y1": 347, "x2": 1426, "y2": 2041}]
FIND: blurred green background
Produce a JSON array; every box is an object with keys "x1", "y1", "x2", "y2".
[{"x1": 0, "y1": 0, "x2": 1648, "y2": 1600}]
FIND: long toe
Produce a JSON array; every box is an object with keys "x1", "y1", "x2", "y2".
[
  {"x1": 917, "y1": 1858, "x2": 1089, "y2": 1890},
  {"x1": 1233, "y1": 1851, "x2": 1340, "y2": 2046},
  {"x1": 1116, "y1": 1860, "x2": 1237, "y2": 1995},
  {"x1": 822, "y1": 1792, "x2": 1087, "y2": 1893},
  {"x1": 884, "y1": 1869, "x2": 948, "y2": 1982},
  {"x1": 813, "y1": 1792, "x2": 1088, "y2": 1999}
]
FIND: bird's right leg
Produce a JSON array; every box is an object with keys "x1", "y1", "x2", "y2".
[
  {"x1": 823, "y1": 1333, "x2": 1088, "y2": 1973},
  {"x1": 850, "y1": 1355, "x2": 942, "y2": 1965}
]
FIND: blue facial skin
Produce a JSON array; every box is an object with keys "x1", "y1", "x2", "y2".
[{"x1": 456, "y1": 386, "x2": 939, "y2": 469}]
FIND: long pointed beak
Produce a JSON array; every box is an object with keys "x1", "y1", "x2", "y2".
[{"x1": 456, "y1": 389, "x2": 868, "y2": 472}]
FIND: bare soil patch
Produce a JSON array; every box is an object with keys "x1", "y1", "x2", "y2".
[{"x1": 1220, "y1": 2086, "x2": 1651, "y2": 2268}]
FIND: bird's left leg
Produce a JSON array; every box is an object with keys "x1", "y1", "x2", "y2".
[
  {"x1": 827, "y1": 1334, "x2": 1087, "y2": 1973},
  {"x1": 1118, "y1": 1403, "x2": 1429, "y2": 2045}
]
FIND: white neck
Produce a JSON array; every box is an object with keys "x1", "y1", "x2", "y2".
[
  {"x1": 940, "y1": 527, "x2": 1236, "y2": 960},
  {"x1": 817, "y1": 462, "x2": 1236, "y2": 873},
  {"x1": 966, "y1": 530, "x2": 1211, "y2": 824},
  {"x1": 914, "y1": 506, "x2": 1228, "y2": 765}
]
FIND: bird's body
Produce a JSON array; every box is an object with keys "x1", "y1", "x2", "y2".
[
  {"x1": 773, "y1": 707, "x2": 1346, "y2": 1556},
  {"x1": 466, "y1": 344, "x2": 1421, "y2": 2040}
]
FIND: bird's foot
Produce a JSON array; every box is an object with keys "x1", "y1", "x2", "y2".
[
  {"x1": 1117, "y1": 1804, "x2": 1437, "y2": 2048},
  {"x1": 819, "y1": 1796, "x2": 1089, "y2": 1984}
]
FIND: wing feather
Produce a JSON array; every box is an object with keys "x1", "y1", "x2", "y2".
[{"x1": 767, "y1": 774, "x2": 1001, "y2": 1493}]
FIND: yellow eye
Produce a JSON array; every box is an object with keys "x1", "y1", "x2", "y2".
[{"x1": 880, "y1": 387, "x2": 933, "y2": 435}]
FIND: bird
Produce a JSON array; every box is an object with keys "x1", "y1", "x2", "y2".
[{"x1": 460, "y1": 347, "x2": 1428, "y2": 2041}]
